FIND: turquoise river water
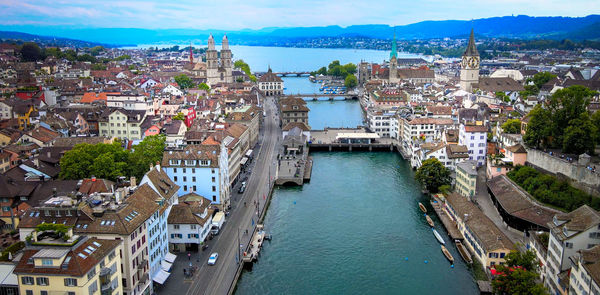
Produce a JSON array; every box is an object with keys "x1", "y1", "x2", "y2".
[{"x1": 234, "y1": 75, "x2": 478, "y2": 294}]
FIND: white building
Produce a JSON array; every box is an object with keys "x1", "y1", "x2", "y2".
[
  {"x1": 458, "y1": 123, "x2": 487, "y2": 166},
  {"x1": 107, "y1": 93, "x2": 154, "y2": 116},
  {"x1": 569, "y1": 245, "x2": 600, "y2": 295},
  {"x1": 162, "y1": 144, "x2": 231, "y2": 209},
  {"x1": 546, "y1": 205, "x2": 600, "y2": 295},
  {"x1": 167, "y1": 193, "x2": 213, "y2": 252},
  {"x1": 258, "y1": 69, "x2": 284, "y2": 96}
]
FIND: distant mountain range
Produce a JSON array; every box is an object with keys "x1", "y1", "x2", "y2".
[
  {"x1": 0, "y1": 30, "x2": 117, "y2": 47},
  {"x1": 1, "y1": 15, "x2": 599, "y2": 47}
]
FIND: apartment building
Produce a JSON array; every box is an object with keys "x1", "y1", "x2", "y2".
[{"x1": 98, "y1": 108, "x2": 146, "y2": 140}]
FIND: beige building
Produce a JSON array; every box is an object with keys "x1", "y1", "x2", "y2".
[
  {"x1": 14, "y1": 237, "x2": 123, "y2": 295},
  {"x1": 455, "y1": 160, "x2": 478, "y2": 199},
  {"x1": 225, "y1": 105, "x2": 261, "y2": 147},
  {"x1": 443, "y1": 192, "x2": 515, "y2": 268},
  {"x1": 279, "y1": 96, "x2": 309, "y2": 130},
  {"x1": 98, "y1": 108, "x2": 146, "y2": 140}
]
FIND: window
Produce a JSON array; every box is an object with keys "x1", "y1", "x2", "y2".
[
  {"x1": 213, "y1": 196, "x2": 216, "y2": 202},
  {"x1": 174, "y1": 168, "x2": 177, "y2": 173},
  {"x1": 174, "y1": 176, "x2": 178, "y2": 182},
  {"x1": 212, "y1": 177, "x2": 215, "y2": 182},
  {"x1": 192, "y1": 168, "x2": 195, "y2": 173},
  {"x1": 21, "y1": 276, "x2": 34, "y2": 285},
  {"x1": 87, "y1": 267, "x2": 96, "y2": 280},
  {"x1": 41, "y1": 291, "x2": 48, "y2": 295},
  {"x1": 174, "y1": 225, "x2": 180, "y2": 230},
  {"x1": 36, "y1": 277, "x2": 49, "y2": 286},
  {"x1": 192, "y1": 177, "x2": 196, "y2": 182},
  {"x1": 183, "y1": 185, "x2": 187, "y2": 192},
  {"x1": 193, "y1": 185, "x2": 197, "y2": 191},
  {"x1": 64, "y1": 278, "x2": 77, "y2": 287},
  {"x1": 68, "y1": 292, "x2": 75, "y2": 295},
  {"x1": 190, "y1": 225, "x2": 197, "y2": 230},
  {"x1": 183, "y1": 168, "x2": 186, "y2": 173},
  {"x1": 25, "y1": 291, "x2": 33, "y2": 295},
  {"x1": 566, "y1": 242, "x2": 574, "y2": 249},
  {"x1": 212, "y1": 186, "x2": 216, "y2": 192},
  {"x1": 42, "y1": 259, "x2": 53, "y2": 266},
  {"x1": 88, "y1": 280, "x2": 98, "y2": 295}
]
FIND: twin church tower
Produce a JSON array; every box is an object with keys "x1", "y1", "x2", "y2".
[{"x1": 206, "y1": 34, "x2": 233, "y2": 85}]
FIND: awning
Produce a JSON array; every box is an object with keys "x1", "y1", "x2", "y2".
[
  {"x1": 164, "y1": 252, "x2": 177, "y2": 263},
  {"x1": 152, "y1": 269, "x2": 171, "y2": 285},
  {"x1": 240, "y1": 157, "x2": 248, "y2": 166},
  {"x1": 161, "y1": 260, "x2": 173, "y2": 272},
  {"x1": 245, "y1": 149, "x2": 253, "y2": 157}
]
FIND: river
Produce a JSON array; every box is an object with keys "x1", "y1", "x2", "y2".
[{"x1": 232, "y1": 56, "x2": 478, "y2": 293}]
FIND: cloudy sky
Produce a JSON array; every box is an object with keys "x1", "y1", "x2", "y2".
[{"x1": 0, "y1": 0, "x2": 597, "y2": 29}]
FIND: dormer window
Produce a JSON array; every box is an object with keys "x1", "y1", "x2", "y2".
[
  {"x1": 185, "y1": 160, "x2": 196, "y2": 166},
  {"x1": 563, "y1": 227, "x2": 569, "y2": 237},
  {"x1": 200, "y1": 160, "x2": 210, "y2": 166},
  {"x1": 553, "y1": 216, "x2": 559, "y2": 226},
  {"x1": 169, "y1": 159, "x2": 181, "y2": 166}
]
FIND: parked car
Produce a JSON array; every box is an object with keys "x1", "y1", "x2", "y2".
[
  {"x1": 208, "y1": 253, "x2": 219, "y2": 265},
  {"x1": 238, "y1": 182, "x2": 247, "y2": 194}
]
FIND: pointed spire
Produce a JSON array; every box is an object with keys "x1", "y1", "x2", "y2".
[
  {"x1": 189, "y1": 41, "x2": 194, "y2": 64},
  {"x1": 390, "y1": 32, "x2": 397, "y2": 60},
  {"x1": 464, "y1": 28, "x2": 479, "y2": 56},
  {"x1": 208, "y1": 34, "x2": 215, "y2": 50},
  {"x1": 222, "y1": 34, "x2": 229, "y2": 50}
]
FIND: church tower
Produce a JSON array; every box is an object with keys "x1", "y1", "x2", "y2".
[
  {"x1": 221, "y1": 35, "x2": 233, "y2": 83},
  {"x1": 206, "y1": 34, "x2": 219, "y2": 85},
  {"x1": 388, "y1": 34, "x2": 399, "y2": 84},
  {"x1": 460, "y1": 29, "x2": 480, "y2": 92}
]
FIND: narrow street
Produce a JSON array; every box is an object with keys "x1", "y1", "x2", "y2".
[
  {"x1": 178, "y1": 95, "x2": 280, "y2": 295},
  {"x1": 472, "y1": 167, "x2": 526, "y2": 246}
]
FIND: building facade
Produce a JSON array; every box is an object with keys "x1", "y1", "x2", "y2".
[{"x1": 460, "y1": 29, "x2": 480, "y2": 92}]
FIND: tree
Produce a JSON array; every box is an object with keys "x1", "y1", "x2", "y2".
[
  {"x1": 524, "y1": 105, "x2": 552, "y2": 148},
  {"x1": 344, "y1": 75, "x2": 357, "y2": 88},
  {"x1": 128, "y1": 135, "x2": 166, "y2": 180},
  {"x1": 492, "y1": 250, "x2": 547, "y2": 295},
  {"x1": 91, "y1": 63, "x2": 107, "y2": 70},
  {"x1": 502, "y1": 119, "x2": 521, "y2": 134},
  {"x1": 198, "y1": 83, "x2": 210, "y2": 91},
  {"x1": 20, "y1": 42, "x2": 44, "y2": 62},
  {"x1": 415, "y1": 158, "x2": 451, "y2": 193},
  {"x1": 174, "y1": 74, "x2": 194, "y2": 89},
  {"x1": 89, "y1": 46, "x2": 104, "y2": 56},
  {"x1": 531, "y1": 72, "x2": 556, "y2": 89},
  {"x1": 548, "y1": 85, "x2": 595, "y2": 146},
  {"x1": 328, "y1": 60, "x2": 340, "y2": 71},
  {"x1": 316, "y1": 67, "x2": 327, "y2": 75},
  {"x1": 59, "y1": 142, "x2": 129, "y2": 180},
  {"x1": 495, "y1": 91, "x2": 511, "y2": 103},
  {"x1": 343, "y1": 63, "x2": 357, "y2": 75},
  {"x1": 562, "y1": 113, "x2": 598, "y2": 155},
  {"x1": 173, "y1": 112, "x2": 185, "y2": 121}
]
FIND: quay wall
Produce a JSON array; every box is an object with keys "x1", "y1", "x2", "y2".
[{"x1": 526, "y1": 148, "x2": 600, "y2": 197}]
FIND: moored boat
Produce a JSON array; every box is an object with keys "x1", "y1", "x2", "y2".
[
  {"x1": 441, "y1": 245, "x2": 454, "y2": 263},
  {"x1": 432, "y1": 228, "x2": 445, "y2": 245},
  {"x1": 425, "y1": 215, "x2": 435, "y2": 227},
  {"x1": 455, "y1": 240, "x2": 472, "y2": 264},
  {"x1": 419, "y1": 202, "x2": 427, "y2": 213}
]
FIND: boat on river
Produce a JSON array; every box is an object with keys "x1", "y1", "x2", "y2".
[
  {"x1": 455, "y1": 240, "x2": 472, "y2": 264},
  {"x1": 441, "y1": 245, "x2": 454, "y2": 263},
  {"x1": 425, "y1": 215, "x2": 435, "y2": 227},
  {"x1": 419, "y1": 202, "x2": 427, "y2": 213},
  {"x1": 432, "y1": 228, "x2": 445, "y2": 245}
]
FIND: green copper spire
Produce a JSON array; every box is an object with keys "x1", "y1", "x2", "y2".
[{"x1": 390, "y1": 33, "x2": 397, "y2": 59}]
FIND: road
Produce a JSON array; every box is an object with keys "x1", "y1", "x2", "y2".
[{"x1": 184, "y1": 95, "x2": 281, "y2": 295}]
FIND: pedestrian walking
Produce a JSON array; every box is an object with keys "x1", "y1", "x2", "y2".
[{"x1": 188, "y1": 252, "x2": 191, "y2": 260}]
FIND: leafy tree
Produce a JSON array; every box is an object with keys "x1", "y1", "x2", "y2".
[
  {"x1": 531, "y1": 72, "x2": 556, "y2": 89},
  {"x1": 316, "y1": 67, "x2": 327, "y2": 75},
  {"x1": 562, "y1": 113, "x2": 598, "y2": 155},
  {"x1": 548, "y1": 85, "x2": 595, "y2": 145},
  {"x1": 328, "y1": 60, "x2": 341, "y2": 71},
  {"x1": 523, "y1": 105, "x2": 552, "y2": 148},
  {"x1": 492, "y1": 250, "x2": 547, "y2": 295},
  {"x1": 44, "y1": 47, "x2": 61, "y2": 58},
  {"x1": 415, "y1": 158, "x2": 451, "y2": 193},
  {"x1": 495, "y1": 92, "x2": 511, "y2": 103},
  {"x1": 174, "y1": 74, "x2": 194, "y2": 89},
  {"x1": 113, "y1": 55, "x2": 131, "y2": 61},
  {"x1": 344, "y1": 75, "x2": 357, "y2": 88},
  {"x1": 234, "y1": 59, "x2": 256, "y2": 82},
  {"x1": 128, "y1": 135, "x2": 166, "y2": 180},
  {"x1": 89, "y1": 46, "x2": 104, "y2": 56},
  {"x1": 91, "y1": 63, "x2": 107, "y2": 70},
  {"x1": 198, "y1": 83, "x2": 210, "y2": 91},
  {"x1": 236, "y1": 77, "x2": 244, "y2": 83},
  {"x1": 77, "y1": 54, "x2": 96, "y2": 63},
  {"x1": 502, "y1": 119, "x2": 521, "y2": 134},
  {"x1": 343, "y1": 63, "x2": 357, "y2": 75},
  {"x1": 173, "y1": 112, "x2": 185, "y2": 121},
  {"x1": 20, "y1": 42, "x2": 44, "y2": 62}
]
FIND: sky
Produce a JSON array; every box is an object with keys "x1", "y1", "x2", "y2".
[{"x1": 0, "y1": 0, "x2": 598, "y2": 30}]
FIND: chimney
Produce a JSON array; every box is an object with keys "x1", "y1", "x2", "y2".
[
  {"x1": 91, "y1": 176, "x2": 96, "y2": 182},
  {"x1": 47, "y1": 151, "x2": 51, "y2": 158},
  {"x1": 130, "y1": 176, "x2": 136, "y2": 187}
]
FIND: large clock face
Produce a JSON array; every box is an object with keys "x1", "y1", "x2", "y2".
[
  {"x1": 468, "y1": 57, "x2": 479, "y2": 69},
  {"x1": 461, "y1": 57, "x2": 468, "y2": 68}
]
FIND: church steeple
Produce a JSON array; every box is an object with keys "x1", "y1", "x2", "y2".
[
  {"x1": 208, "y1": 34, "x2": 215, "y2": 50},
  {"x1": 390, "y1": 33, "x2": 397, "y2": 60},
  {"x1": 464, "y1": 29, "x2": 479, "y2": 56}
]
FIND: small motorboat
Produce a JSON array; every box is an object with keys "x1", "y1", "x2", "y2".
[
  {"x1": 455, "y1": 240, "x2": 472, "y2": 264},
  {"x1": 441, "y1": 245, "x2": 454, "y2": 263},
  {"x1": 425, "y1": 215, "x2": 435, "y2": 227},
  {"x1": 432, "y1": 228, "x2": 445, "y2": 245},
  {"x1": 419, "y1": 202, "x2": 427, "y2": 213}
]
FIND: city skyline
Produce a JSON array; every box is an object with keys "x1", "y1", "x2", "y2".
[{"x1": 0, "y1": 0, "x2": 598, "y2": 30}]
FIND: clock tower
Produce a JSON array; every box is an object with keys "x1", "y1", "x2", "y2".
[{"x1": 460, "y1": 29, "x2": 480, "y2": 92}]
